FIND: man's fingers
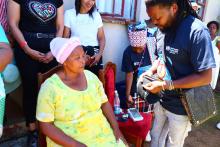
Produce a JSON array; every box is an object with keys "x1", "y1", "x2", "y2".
[{"x1": 143, "y1": 83, "x2": 153, "y2": 90}]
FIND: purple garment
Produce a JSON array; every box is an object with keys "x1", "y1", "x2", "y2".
[{"x1": 0, "y1": 0, "x2": 9, "y2": 32}]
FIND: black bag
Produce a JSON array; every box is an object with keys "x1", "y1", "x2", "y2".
[
  {"x1": 137, "y1": 74, "x2": 161, "y2": 104},
  {"x1": 180, "y1": 85, "x2": 217, "y2": 127}
]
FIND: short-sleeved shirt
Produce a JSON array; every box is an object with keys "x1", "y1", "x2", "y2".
[
  {"x1": 121, "y1": 46, "x2": 152, "y2": 96},
  {"x1": 161, "y1": 15, "x2": 216, "y2": 115},
  {"x1": 0, "y1": 25, "x2": 9, "y2": 99},
  {"x1": 0, "y1": 0, "x2": 9, "y2": 32},
  {"x1": 36, "y1": 70, "x2": 125, "y2": 147},
  {"x1": 64, "y1": 9, "x2": 103, "y2": 46},
  {"x1": 13, "y1": 0, "x2": 63, "y2": 33}
]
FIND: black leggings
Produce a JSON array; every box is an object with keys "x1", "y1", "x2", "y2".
[{"x1": 14, "y1": 33, "x2": 57, "y2": 126}]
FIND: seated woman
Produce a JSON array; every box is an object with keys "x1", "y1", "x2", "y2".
[{"x1": 36, "y1": 37, "x2": 127, "y2": 147}]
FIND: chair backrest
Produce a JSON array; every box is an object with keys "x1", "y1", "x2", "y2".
[
  {"x1": 37, "y1": 65, "x2": 62, "y2": 89},
  {"x1": 37, "y1": 65, "x2": 62, "y2": 147},
  {"x1": 98, "y1": 62, "x2": 116, "y2": 107}
]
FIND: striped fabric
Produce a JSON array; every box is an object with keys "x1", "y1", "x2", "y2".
[{"x1": 0, "y1": 0, "x2": 9, "y2": 32}]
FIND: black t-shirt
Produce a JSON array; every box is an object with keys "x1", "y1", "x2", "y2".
[
  {"x1": 13, "y1": 0, "x2": 63, "y2": 33},
  {"x1": 121, "y1": 46, "x2": 152, "y2": 96}
]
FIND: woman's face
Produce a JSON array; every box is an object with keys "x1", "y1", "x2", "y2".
[
  {"x1": 64, "y1": 46, "x2": 86, "y2": 73},
  {"x1": 208, "y1": 23, "x2": 218, "y2": 36},
  {"x1": 81, "y1": 0, "x2": 95, "y2": 12},
  {"x1": 132, "y1": 46, "x2": 145, "y2": 53}
]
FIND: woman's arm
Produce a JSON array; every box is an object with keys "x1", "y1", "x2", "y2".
[
  {"x1": 63, "y1": 26, "x2": 71, "y2": 38},
  {"x1": 97, "y1": 27, "x2": 105, "y2": 55},
  {"x1": 55, "y1": 5, "x2": 64, "y2": 37},
  {"x1": 90, "y1": 27, "x2": 106, "y2": 66},
  {"x1": 125, "y1": 72, "x2": 134, "y2": 106},
  {"x1": 39, "y1": 122, "x2": 86, "y2": 147},
  {"x1": 101, "y1": 102, "x2": 128, "y2": 145},
  {"x1": 7, "y1": 0, "x2": 45, "y2": 61}
]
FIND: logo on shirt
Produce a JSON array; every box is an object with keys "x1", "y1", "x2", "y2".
[
  {"x1": 29, "y1": 1, "x2": 56, "y2": 22},
  {"x1": 134, "y1": 62, "x2": 140, "y2": 66},
  {"x1": 165, "y1": 46, "x2": 179, "y2": 55}
]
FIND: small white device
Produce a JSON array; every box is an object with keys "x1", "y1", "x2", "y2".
[{"x1": 127, "y1": 108, "x2": 143, "y2": 122}]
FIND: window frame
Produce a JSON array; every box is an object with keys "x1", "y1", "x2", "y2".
[
  {"x1": 196, "y1": 0, "x2": 207, "y2": 19},
  {"x1": 98, "y1": 0, "x2": 138, "y2": 24}
]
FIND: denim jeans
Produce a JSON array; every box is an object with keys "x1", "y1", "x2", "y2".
[{"x1": 151, "y1": 102, "x2": 191, "y2": 147}]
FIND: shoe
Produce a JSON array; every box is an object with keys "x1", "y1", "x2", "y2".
[
  {"x1": 27, "y1": 130, "x2": 38, "y2": 147},
  {"x1": 216, "y1": 122, "x2": 220, "y2": 130},
  {"x1": 145, "y1": 131, "x2": 151, "y2": 142}
]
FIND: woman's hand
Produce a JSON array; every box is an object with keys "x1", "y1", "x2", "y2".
[
  {"x1": 42, "y1": 51, "x2": 54, "y2": 64},
  {"x1": 113, "y1": 128, "x2": 129, "y2": 146},
  {"x1": 127, "y1": 95, "x2": 134, "y2": 108},
  {"x1": 90, "y1": 53, "x2": 102, "y2": 67},
  {"x1": 85, "y1": 55, "x2": 93, "y2": 66},
  {"x1": 24, "y1": 46, "x2": 46, "y2": 62}
]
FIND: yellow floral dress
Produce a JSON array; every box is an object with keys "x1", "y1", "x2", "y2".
[{"x1": 36, "y1": 70, "x2": 125, "y2": 147}]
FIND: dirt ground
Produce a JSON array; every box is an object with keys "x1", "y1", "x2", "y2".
[
  {"x1": 184, "y1": 123, "x2": 220, "y2": 147},
  {"x1": 144, "y1": 93, "x2": 220, "y2": 147},
  {"x1": 142, "y1": 122, "x2": 220, "y2": 147},
  {"x1": 142, "y1": 93, "x2": 220, "y2": 147}
]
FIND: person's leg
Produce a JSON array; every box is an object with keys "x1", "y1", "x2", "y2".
[
  {"x1": 14, "y1": 48, "x2": 39, "y2": 129},
  {"x1": 158, "y1": 120, "x2": 169, "y2": 147},
  {"x1": 151, "y1": 102, "x2": 168, "y2": 147},
  {"x1": 14, "y1": 46, "x2": 39, "y2": 146},
  {"x1": 166, "y1": 111, "x2": 191, "y2": 147}
]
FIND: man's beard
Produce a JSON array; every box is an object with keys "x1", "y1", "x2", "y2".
[
  {"x1": 159, "y1": 15, "x2": 178, "y2": 34},
  {"x1": 160, "y1": 26, "x2": 172, "y2": 34}
]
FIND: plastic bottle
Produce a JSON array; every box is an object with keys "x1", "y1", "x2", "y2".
[{"x1": 114, "y1": 90, "x2": 121, "y2": 115}]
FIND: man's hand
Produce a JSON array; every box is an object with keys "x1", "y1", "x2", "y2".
[
  {"x1": 137, "y1": 70, "x2": 154, "y2": 84},
  {"x1": 143, "y1": 81, "x2": 164, "y2": 94}
]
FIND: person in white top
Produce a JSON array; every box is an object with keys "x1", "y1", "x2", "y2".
[
  {"x1": 63, "y1": 0, "x2": 106, "y2": 76},
  {"x1": 207, "y1": 21, "x2": 220, "y2": 89}
]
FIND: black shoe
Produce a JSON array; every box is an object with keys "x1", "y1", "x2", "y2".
[{"x1": 27, "y1": 130, "x2": 38, "y2": 147}]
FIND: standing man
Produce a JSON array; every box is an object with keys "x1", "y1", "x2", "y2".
[
  {"x1": 0, "y1": 24, "x2": 13, "y2": 137},
  {"x1": 144, "y1": 0, "x2": 215, "y2": 147}
]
